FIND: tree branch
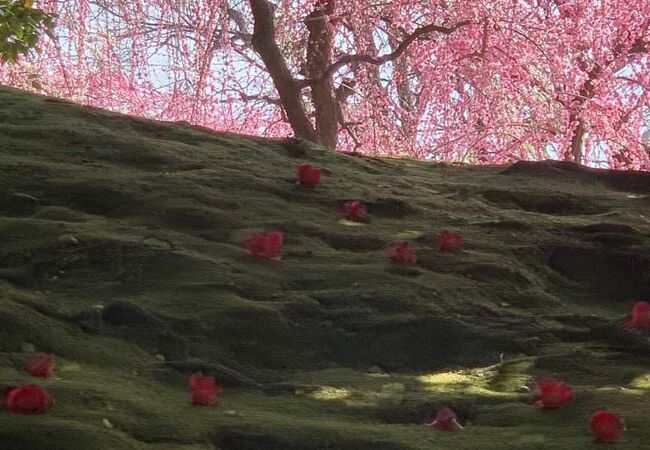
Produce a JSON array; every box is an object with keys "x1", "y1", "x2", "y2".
[
  {"x1": 237, "y1": 92, "x2": 282, "y2": 106},
  {"x1": 565, "y1": 22, "x2": 650, "y2": 162},
  {"x1": 320, "y1": 19, "x2": 473, "y2": 81}
]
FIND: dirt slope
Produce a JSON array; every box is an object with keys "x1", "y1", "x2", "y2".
[{"x1": 0, "y1": 86, "x2": 649, "y2": 449}]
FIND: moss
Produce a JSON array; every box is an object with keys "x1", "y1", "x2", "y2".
[{"x1": 0, "y1": 86, "x2": 649, "y2": 448}]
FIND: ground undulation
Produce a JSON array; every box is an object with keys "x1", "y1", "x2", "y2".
[{"x1": 0, "y1": 87, "x2": 649, "y2": 449}]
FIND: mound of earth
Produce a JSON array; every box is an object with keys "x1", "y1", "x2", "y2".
[{"x1": 0, "y1": 86, "x2": 649, "y2": 449}]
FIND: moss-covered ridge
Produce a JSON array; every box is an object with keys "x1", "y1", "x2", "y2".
[{"x1": 0, "y1": 86, "x2": 649, "y2": 449}]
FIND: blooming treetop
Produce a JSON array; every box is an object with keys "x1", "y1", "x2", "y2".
[{"x1": 1, "y1": 0, "x2": 649, "y2": 169}]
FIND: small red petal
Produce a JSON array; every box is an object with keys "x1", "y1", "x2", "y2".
[
  {"x1": 342, "y1": 201, "x2": 368, "y2": 223},
  {"x1": 241, "y1": 231, "x2": 284, "y2": 260},
  {"x1": 3, "y1": 384, "x2": 53, "y2": 414},
  {"x1": 629, "y1": 301, "x2": 650, "y2": 328},
  {"x1": 387, "y1": 242, "x2": 416, "y2": 265},
  {"x1": 25, "y1": 353, "x2": 55, "y2": 378},
  {"x1": 187, "y1": 373, "x2": 222, "y2": 406},
  {"x1": 435, "y1": 230, "x2": 463, "y2": 252},
  {"x1": 590, "y1": 410, "x2": 623, "y2": 443},
  {"x1": 297, "y1": 164, "x2": 321, "y2": 188}
]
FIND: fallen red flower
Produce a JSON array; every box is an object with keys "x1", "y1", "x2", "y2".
[
  {"x1": 3, "y1": 384, "x2": 53, "y2": 414},
  {"x1": 620, "y1": 301, "x2": 650, "y2": 329},
  {"x1": 387, "y1": 242, "x2": 416, "y2": 265},
  {"x1": 425, "y1": 407, "x2": 462, "y2": 431},
  {"x1": 240, "y1": 230, "x2": 284, "y2": 260},
  {"x1": 342, "y1": 200, "x2": 368, "y2": 223},
  {"x1": 589, "y1": 410, "x2": 624, "y2": 443},
  {"x1": 187, "y1": 373, "x2": 222, "y2": 406},
  {"x1": 533, "y1": 378, "x2": 575, "y2": 409},
  {"x1": 296, "y1": 164, "x2": 321, "y2": 188},
  {"x1": 435, "y1": 230, "x2": 463, "y2": 252},
  {"x1": 25, "y1": 353, "x2": 55, "y2": 378}
]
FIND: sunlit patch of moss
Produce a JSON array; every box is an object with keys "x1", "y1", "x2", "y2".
[
  {"x1": 60, "y1": 361, "x2": 83, "y2": 373},
  {"x1": 420, "y1": 383, "x2": 518, "y2": 399},
  {"x1": 395, "y1": 230, "x2": 423, "y2": 239},
  {"x1": 308, "y1": 386, "x2": 352, "y2": 401},
  {"x1": 366, "y1": 372, "x2": 391, "y2": 379},
  {"x1": 380, "y1": 382, "x2": 406, "y2": 394},
  {"x1": 616, "y1": 388, "x2": 646, "y2": 396},
  {"x1": 417, "y1": 371, "x2": 472, "y2": 386},
  {"x1": 629, "y1": 373, "x2": 650, "y2": 390},
  {"x1": 338, "y1": 219, "x2": 366, "y2": 227},
  {"x1": 414, "y1": 364, "x2": 531, "y2": 400}
]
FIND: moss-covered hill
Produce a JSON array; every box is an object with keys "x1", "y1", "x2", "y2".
[{"x1": 0, "y1": 86, "x2": 649, "y2": 450}]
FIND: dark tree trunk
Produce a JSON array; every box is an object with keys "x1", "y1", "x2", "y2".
[
  {"x1": 249, "y1": 0, "x2": 316, "y2": 143},
  {"x1": 564, "y1": 29, "x2": 649, "y2": 164},
  {"x1": 566, "y1": 115, "x2": 586, "y2": 163},
  {"x1": 304, "y1": 0, "x2": 339, "y2": 148},
  {"x1": 248, "y1": 0, "x2": 474, "y2": 150}
]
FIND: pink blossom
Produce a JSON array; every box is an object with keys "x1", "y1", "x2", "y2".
[
  {"x1": 342, "y1": 201, "x2": 368, "y2": 223},
  {"x1": 620, "y1": 301, "x2": 650, "y2": 329},
  {"x1": 387, "y1": 242, "x2": 416, "y2": 265},
  {"x1": 240, "y1": 231, "x2": 284, "y2": 260},
  {"x1": 532, "y1": 378, "x2": 575, "y2": 409}
]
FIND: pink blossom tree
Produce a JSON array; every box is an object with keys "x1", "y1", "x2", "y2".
[{"x1": 1, "y1": 0, "x2": 649, "y2": 169}]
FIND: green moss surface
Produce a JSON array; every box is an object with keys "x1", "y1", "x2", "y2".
[{"x1": 0, "y1": 86, "x2": 649, "y2": 449}]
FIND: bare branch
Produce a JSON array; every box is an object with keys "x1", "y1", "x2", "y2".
[
  {"x1": 238, "y1": 92, "x2": 282, "y2": 106},
  {"x1": 320, "y1": 19, "x2": 473, "y2": 80}
]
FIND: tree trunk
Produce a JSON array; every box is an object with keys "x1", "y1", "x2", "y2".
[
  {"x1": 304, "y1": 0, "x2": 339, "y2": 148},
  {"x1": 563, "y1": 31, "x2": 649, "y2": 165},
  {"x1": 389, "y1": 32, "x2": 417, "y2": 144},
  {"x1": 567, "y1": 116, "x2": 585, "y2": 163},
  {"x1": 249, "y1": 0, "x2": 316, "y2": 143}
]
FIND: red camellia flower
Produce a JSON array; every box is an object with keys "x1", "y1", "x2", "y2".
[
  {"x1": 342, "y1": 200, "x2": 368, "y2": 223},
  {"x1": 387, "y1": 242, "x2": 416, "y2": 265},
  {"x1": 240, "y1": 230, "x2": 284, "y2": 260},
  {"x1": 620, "y1": 301, "x2": 650, "y2": 329},
  {"x1": 187, "y1": 373, "x2": 222, "y2": 406},
  {"x1": 532, "y1": 378, "x2": 575, "y2": 409},
  {"x1": 296, "y1": 164, "x2": 321, "y2": 188},
  {"x1": 25, "y1": 353, "x2": 55, "y2": 378},
  {"x1": 3, "y1": 384, "x2": 53, "y2": 414},
  {"x1": 425, "y1": 407, "x2": 462, "y2": 431},
  {"x1": 435, "y1": 230, "x2": 463, "y2": 252},
  {"x1": 589, "y1": 410, "x2": 624, "y2": 443}
]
